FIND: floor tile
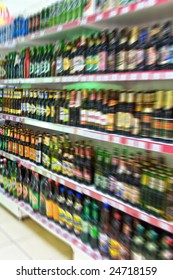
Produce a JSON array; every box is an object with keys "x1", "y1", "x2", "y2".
[
  {"x1": 0, "y1": 206, "x2": 14, "y2": 223},
  {"x1": 0, "y1": 243, "x2": 30, "y2": 260},
  {"x1": 0, "y1": 231, "x2": 11, "y2": 247}
]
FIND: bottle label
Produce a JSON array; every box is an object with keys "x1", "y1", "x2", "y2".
[
  {"x1": 128, "y1": 50, "x2": 137, "y2": 70},
  {"x1": 109, "y1": 238, "x2": 121, "y2": 259},
  {"x1": 40, "y1": 192, "x2": 46, "y2": 212},
  {"x1": 169, "y1": 45, "x2": 173, "y2": 64},
  {"x1": 65, "y1": 210, "x2": 73, "y2": 230},
  {"x1": 90, "y1": 224, "x2": 99, "y2": 239},
  {"x1": 107, "y1": 51, "x2": 115, "y2": 72},
  {"x1": 40, "y1": 61, "x2": 45, "y2": 75},
  {"x1": 86, "y1": 55, "x2": 93, "y2": 72},
  {"x1": 108, "y1": 175, "x2": 117, "y2": 194},
  {"x1": 53, "y1": 202, "x2": 59, "y2": 222},
  {"x1": 23, "y1": 185, "x2": 29, "y2": 200},
  {"x1": 131, "y1": 251, "x2": 143, "y2": 260},
  {"x1": 95, "y1": 173, "x2": 101, "y2": 188},
  {"x1": 36, "y1": 150, "x2": 41, "y2": 163},
  {"x1": 59, "y1": 107, "x2": 64, "y2": 121},
  {"x1": 92, "y1": 54, "x2": 99, "y2": 72},
  {"x1": 132, "y1": 117, "x2": 141, "y2": 136},
  {"x1": 159, "y1": 45, "x2": 170, "y2": 65},
  {"x1": 3, "y1": 177, "x2": 8, "y2": 191},
  {"x1": 51, "y1": 106, "x2": 55, "y2": 118},
  {"x1": 107, "y1": 113, "x2": 115, "y2": 131},
  {"x1": 17, "y1": 182, "x2": 23, "y2": 198},
  {"x1": 44, "y1": 61, "x2": 50, "y2": 74},
  {"x1": 74, "y1": 56, "x2": 85, "y2": 72},
  {"x1": 58, "y1": 206, "x2": 66, "y2": 226},
  {"x1": 63, "y1": 58, "x2": 70, "y2": 71},
  {"x1": 63, "y1": 108, "x2": 69, "y2": 123},
  {"x1": 30, "y1": 63, "x2": 34, "y2": 75},
  {"x1": 56, "y1": 57, "x2": 63, "y2": 74},
  {"x1": 46, "y1": 199, "x2": 53, "y2": 218},
  {"x1": 101, "y1": 113, "x2": 108, "y2": 127},
  {"x1": 73, "y1": 214, "x2": 82, "y2": 235},
  {"x1": 84, "y1": 169, "x2": 91, "y2": 183},
  {"x1": 98, "y1": 52, "x2": 107, "y2": 71},
  {"x1": 116, "y1": 181, "x2": 125, "y2": 199},
  {"x1": 136, "y1": 49, "x2": 144, "y2": 67},
  {"x1": 116, "y1": 112, "x2": 125, "y2": 130},
  {"x1": 116, "y1": 51, "x2": 126, "y2": 71},
  {"x1": 32, "y1": 192, "x2": 39, "y2": 211},
  {"x1": 81, "y1": 109, "x2": 87, "y2": 125},
  {"x1": 46, "y1": 105, "x2": 51, "y2": 118},
  {"x1": 146, "y1": 47, "x2": 157, "y2": 66},
  {"x1": 99, "y1": 233, "x2": 109, "y2": 254},
  {"x1": 81, "y1": 220, "x2": 89, "y2": 234},
  {"x1": 124, "y1": 113, "x2": 132, "y2": 131},
  {"x1": 95, "y1": 111, "x2": 101, "y2": 125}
]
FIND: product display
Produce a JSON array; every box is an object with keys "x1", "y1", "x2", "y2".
[
  {"x1": 0, "y1": 157, "x2": 172, "y2": 260},
  {"x1": 2, "y1": 88, "x2": 173, "y2": 142},
  {"x1": 0, "y1": 0, "x2": 173, "y2": 261}
]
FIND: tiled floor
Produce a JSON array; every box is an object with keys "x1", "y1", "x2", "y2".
[{"x1": 0, "y1": 206, "x2": 73, "y2": 260}]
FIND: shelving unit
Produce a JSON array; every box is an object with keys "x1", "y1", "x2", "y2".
[{"x1": 1, "y1": 0, "x2": 173, "y2": 260}]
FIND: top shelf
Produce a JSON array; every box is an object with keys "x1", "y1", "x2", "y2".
[{"x1": 0, "y1": 0, "x2": 172, "y2": 52}]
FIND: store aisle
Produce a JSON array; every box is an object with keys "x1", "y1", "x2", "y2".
[{"x1": 0, "y1": 206, "x2": 73, "y2": 260}]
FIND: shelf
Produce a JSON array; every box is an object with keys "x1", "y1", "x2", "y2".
[
  {"x1": 0, "y1": 113, "x2": 172, "y2": 155},
  {"x1": 0, "y1": 149, "x2": 172, "y2": 233},
  {"x1": 0, "y1": 188, "x2": 101, "y2": 260},
  {"x1": 1, "y1": 71, "x2": 173, "y2": 85},
  {"x1": 0, "y1": 0, "x2": 172, "y2": 51}
]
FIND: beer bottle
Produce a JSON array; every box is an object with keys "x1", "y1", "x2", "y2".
[
  {"x1": 63, "y1": 91, "x2": 70, "y2": 126},
  {"x1": 16, "y1": 163, "x2": 23, "y2": 200},
  {"x1": 100, "y1": 150, "x2": 111, "y2": 194},
  {"x1": 81, "y1": 197, "x2": 91, "y2": 244},
  {"x1": 95, "y1": 89, "x2": 103, "y2": 131},
  {"x1": 94, "y1": 148, "x2": 103, "y2": 190},
  {"x1": 152, "y1": 91, "x2": 164, "y2": 140},
  {"x1": 68, "y1": 147, "x2": 74, "y2": 178},
  {"x1": 32, "y1": 173, "x2": 40, "y2": 212},
  {"x1": 55, "y1": 41, "x2": 64, "y2": 76},
  {"x1": 52, "y1": 182, "x2": 60, "y2": 223},
  {"x1": 106, "y1": 90, "x2": 117, "y2": 133},
  {"x1": 136, "y1": 27, "x2": 148, "y2": 71},
  {"x1": 19, "y1": 130, "x2": 25, "y2": 158},
  {"x1": 57, "y1": 142, "x2": 63, "y2": 174},
  {"x1": 7, "y1": 161, "x2": 13, "y2": 195},
  {"x1": 145, "y1": 24, "x2": 160, "y2": 70},
  {"x1": 83, "y1": 145, "x2": 93, "y2": 185},
  {"x1": 98, "y1": 30, "x2": 108, "y2": 73},
  {"x1": 39, "y1": 177, "x2": 46, "y2": 216},
  {"x1": 63, "y1": 40, "x2": 72, "y2": 75},
  {"x1": 116, "y1": 28, "x2": 128, "y2": 72},
  {"x1": 2, "y1": 159, "x2": 8, "y2": 192},
  {"x1": 35, "y1": 135, "x2": 42, "y2": 166},
  {"x1": 54, "y1": 91, "x2": 61, "y2": 124},
  {"x1": 58, "y1": 186, "x2": 66, "y2": 228},
  {"x1": 116, "y1": 91, "x2": 126, "y2": 135},
  {"x1": 119, "y1": 214, "x2": 132, "y2": 260},
  {"x1": 24, "y1": 133, "x2": 30, "y2": 160},
  {"x1": 74, "y1": 90, "x2": 82, "y2": 127},
  {"x1": 23, "y1": 168, "x2": 30, "y2": 204},
  {"x1": 85, "y1": 35, "x2": 95, "y2": 74},
  {"x1": 164, "y1": 169, "x2": 173, "y2": 221},
  {"x1": 123, "y1": 91, "x2": 135, "y2": 136},
  {"x1": 74, "y1": 35, "x2": 86, "y2": 75},
  {"x1": 115, "y1": 149, "x2": 127, "y2": 200},
  {"x1": 108, "y1": 212, "x2": 122, "y2": 260},
  {"x1": 108, "y1": 148, "x2": 119, "y2": 196},
  {"x1": 131, "y1": 223, "x2": 145, "y2": 260},
  {"x1": 87, "y1": 89, "x2": 96, "y2": 130},
  {"x1": 73, "y1": 193, "x2": 83, "y2": 237},
  {"x1": 144, "y1": 230, "x2": 159, "y2": 260},
  {"x1": 80, "y1": 89, "x2": 88, "y2": 127},
  {"x1": 90, "y1": 201, "x2": 99, "y2": 249},
  {"x1": 131, "y1": 92, "x2": 143, "y2": 137},
  {"x1": 99, "y1": 203, "x2": 110, "y2": 257},
  {"x1": 127, "y1": 27, "x2": 138, "y2": 71},
  {"x1": 30, "y1": 133, "x2": 35, "y2": 162},
  {"x1": 92, "y1": 33, "x2": 100, "y2": 74},
  {"x1": 65, "y1": 189, "x2": 74, "y2": 232},
  {"x1": 11, "y1": 161, "x2": 18, "y2": 198},
  {"x1": 59, "y1": 90, "x2": 66, "y2": 124},
  {"x1": 45, "y1": 179, "x2": 53, "y2": 220},
  {"x1": 100, "y1": 91, "x2": 108, "y2": 132},
  {"x1": 51, "y1": 136, "x2": 59, "y2": 173},
  {"x1": 141, "y1": 92, "x2": 154, "y2": 138},
  {"x1": 162, "y1": 91, "x2": 173, "y2": 142},
  {"x1": 69, "y1": 39, "x2": 77, "y2": 75}
]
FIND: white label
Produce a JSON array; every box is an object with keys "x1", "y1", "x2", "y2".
[
  {"x1": 165, "y1": 72, "x2": 173, "y2": 79},
  {"x1": 81, "y1": 76, "x2": 86, "y2": 82},
  {"x1": 52, "y1": 175, "x2": 56, "y2": 181},
  {"x1": 158, "y1": 221, "x2": 170, "y2": 232},
  {"x1": 88, "y1": 76, "x2": 94, "y2": 81},
  {"x1": 76, "y1": 186, "x2": 81, "y2": 193},
  {"x1": 118, "y1": 204, "x2": 125, "y2": 212},
  {"x1": 146, "y1": 0, "x2": 156, "y2": 7},
  {"x1": 153, "y1": 72, "x2": 160, "y2": 80},
  {"x1": 130, "y1": 73, "x2": 137, "y2": 80},
  {"x1": 136, "y1": 2, "x2": 145, "y2": 10},
  {"x1": 121, "y1": 6, "x2": 129, "y2": 15},
  {"x1": 137, "y1": 141, "x2": 146, "y2": 149},
  {"x1": 96, "y1": 14, "x2": 103, "y2": 21},
  {"x1": 141, "y1": 72, "x2": 149, "y2": 80},
  {"x1": 40, "y1": 31, "x2": 45, "y2": 37},
  {"x1": 31, "y1": 34, "x2": 35, "y2": 39},
  {"x1": 151, "y1": 143, "x2": 162, "y2": 153},
  {"x1": 101, "y1": 197, "x2": 108, "y2": 204},
  {"x1": 57, "y1": 25, "x2": 63, "y2": 32},
  {"x1": 103, "y1": 134, "x2": 109, "y2": 141},
  {"x1": 83, "y1": 189, "x2": 90, "y2": 196},
  {"x1": 127, "y1": 139, "x2": 134, "y2": 147},
  {"x1": 113, "y1": 136, "x2": 120, "y2": 144},
  {"x1": 60, "y1": 178, "x2": 65, "y2": 185},
  {"x1": 80, "y1": 18, "x2": 87, "y2": 25},
  {"x1": 109, "y1": 10, "x2": 118, "y2": 18},
  {"x1": 139, "y1": 213, "x2": 149, "y2": 223},
  {"x1": 120, "y1": 74, "x2": 126, "y2": 80},
  {"x1": 111, "y1": 74, "x2": 117, "y2": 80}
]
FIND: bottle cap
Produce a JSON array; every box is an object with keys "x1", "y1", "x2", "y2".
[{"x1": 76, "y1": 193, "x2": 82, "y2": 199}]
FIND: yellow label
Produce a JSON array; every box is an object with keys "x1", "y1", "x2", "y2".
[
  {"x1": 58, "y1": 207, "x2": 66, "y2": 225},
  {"x1": 46, "y1": 199, "x2": 53, "y2": 218},
  {"x1": 65, "y1": 210, "x2": 73, "y2": 230},
  {"x1": 63, "y1": 58, "x2": 70, "y2": 71},
  {"x1": 46, "y1": 106, "x2": 51, "y2": 117},
  {"x1": 17, "y1": 182, "x2": 22, "y2": 197},
  {"x1": 116, "y1": 112, "x2": 125, "y2": 129},
  {"x1": 51, "y1": 106, "x2": 55, "y2": 118},
  {"x1": 23, "y1": 185, "x2": 28, "y2": 200},
  {"x1": 53, "y1": 202, "x2": 59, "y2": 222},
  {"x1": 73, "y1": 214, "x2": 82, "y2": 234},
  {"x1": 107, "y1": 113, "x2": 115, "y2": 131}
]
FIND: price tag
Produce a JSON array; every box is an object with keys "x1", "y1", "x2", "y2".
[
  {"x1": 101, "y1": 197, "x2": 108, "y2": 204},
  {"x1": 62, "y1": 77, "x2": 68, "y2": 82},
  {"x1": 136, "y1": 1, "x2": 145, "y2": 10},
  {"x1": 109, "y1": 10, "x2": 118, "y2": 18},
  {"x1": 88, "y1": 76, "x2": 94, "y2": 82},
  {"x1": 137, "y1": 141, "x2": 146, "y2": 149},
  {"x1": 76, "y1": 186, "x2": 81, "y2": 193},
  {"x1": 83, "y1": 189, "x2": 90, "y2": 196},
  {"x1": 47, "y1": 173, "x2": 51, "y2": 179},
  {"x1": 127, "y1": 139, "x2": 134, "y2": 147},
  {"x1": 102, "y1": 134, "x2": 109, "y2": 141},
  {"x1": 118, "y1": 204, "x2": 125, "y2": 212},
  {"x1": 31, "y1": 34, "x2": 35, "y2": 39},
  {"x1": 96, "y1": 76, "x2": 102, "y2": 81},
  {"x1": 60, "y1": 178, "x2": 65, "y2": 185},
  {"x1": 139, "y1": 213, "x2": 149, "y2": 223},
  {"x1": 151, "y1": 143, "x2": 162, "y2": 153},
  {"x1": 158, "y1": 221, "x2": 170, "y2": 232},
  {"x1": 111, "y1": 74, "x2": 117, "y2": 81},
  {"x1": 120, "y1": 74, "x2": 126, "y2": 81},
  {"x1": 39, "y1": 169, "x2": 43, "y2": 175},
  {"x1": 52, "y1": 175, "x2": 56, "y2": 181},
  {"x1": 153, "y1": 72, "x2": 160, "y2": 80},
  {"x1": 165, "y1": 72, "x2": 173, "y2": 79},
  {"x1": 130, "y1": 73, "x2": 137, "y2": 80},
  {"x1": 121, "y1": 6, "x2": 129, "y2": 15},
  {"x1": 141, "y1": 72, "x2": 149, "y2": 80},
  {"x1": 113, "y1": 136, "x2": 120, "y2": 144},
  {"x1": 96, "y1": 14, "x2": 103, "y2": 21},
  {"x1": 10, "y1": 116, "x2": 13, "y2": 121},
  {"x1": 109, "y1": 200, "x2": 116, "y2": 208},
  {"x1": 31, "y1": 165, "x2": 35, "y2": 171},
  {"x1": 40, "y1": 31, "x2": 45, "y2": 37},
  {"x1": 80, "y1": 18, "x2": 87, "y2": 25},
  {"x1": 57, "y1": 25, "x2": 63, "y2": 32},
  {"x1": 80, "y1": 76, "x2": 86, "y2": 82},
  {"x1": 146, "y1": 0, "x2": 156, "y2": 7}
]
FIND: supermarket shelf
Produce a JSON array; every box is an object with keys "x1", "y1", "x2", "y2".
[
  {"x1": 0, "y1": 113, "x2": 173, "y2": 155},
  {"x1": 0, "y1": 188, "x2": 101, "y2": 260},
  {"x1": 0, "y1": 0, "x2": 172, "y2": 51},
  {"x1": 0, "y1": 150, "x2": 172, "y2": 233},
  {"x1": 1, "y1": 71, "x2": 173, "y2": 85}
]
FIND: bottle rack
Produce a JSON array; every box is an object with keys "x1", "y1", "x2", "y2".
[{"x1": 0, "y1": 0, "x2": 173, "y2": 260}]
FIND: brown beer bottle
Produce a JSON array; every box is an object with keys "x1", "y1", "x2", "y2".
[
  {"x1": 106, "y1": 90, "x2": 118, "y2": 133},
  {"x1": 152, "y1": 91, "x2": 164, "y2": 141},
  {"x1": 131, "y1": 92, "x2": 143, "y2": 137},
  {"x1": 123, "y1": 91, "x2": 135, "y2": 136}
]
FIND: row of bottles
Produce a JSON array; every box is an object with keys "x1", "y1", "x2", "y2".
[
  {"x1": 2, "y1": 20, "x2": 173, "y2": 79},
  {"x1": 0, "y1": 158, "x2": 172, "y2": 260},
  {"x1": 2, "y1": 88, "x2": 173, "y2": 142},
  {"x1": 0, "y1": 124, "x2": 173, "y2": 221}
]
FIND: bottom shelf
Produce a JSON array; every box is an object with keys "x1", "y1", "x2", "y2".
[{"x1": 0, "y1": 188, "x2": 102, "y2": 260}]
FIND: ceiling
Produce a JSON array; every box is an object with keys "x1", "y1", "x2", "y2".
[{"x1": 0, "y1": 0, "x2": 57, "y2": 16}]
